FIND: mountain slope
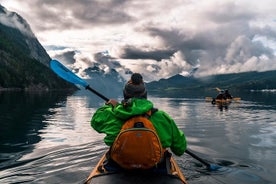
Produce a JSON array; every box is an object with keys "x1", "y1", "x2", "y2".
[
  {"x1": 147, "y1": 70, "x2": 276, "y2": 92},
  {"x1": 0, "y1": 5, "x2": 75, "y2": 90}
]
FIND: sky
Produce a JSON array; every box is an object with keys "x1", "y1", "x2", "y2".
[{"x1": 1, "y1": 0, "x2": 276, "y2": 81}]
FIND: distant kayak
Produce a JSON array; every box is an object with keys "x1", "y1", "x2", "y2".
[
  {"x1": 84, "y1": 152, "x2": 187, "y2": 184},
  {"x1": 205, "y1": 97, "x2": 241, "y2": 104}
]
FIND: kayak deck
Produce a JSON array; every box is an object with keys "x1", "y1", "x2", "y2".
[
  {"x1": 84, "y1": 153, "x2": 187, "y2": 184},
  {"x1": 87, "y1": 172, "x2": 186, "y2": 184}
]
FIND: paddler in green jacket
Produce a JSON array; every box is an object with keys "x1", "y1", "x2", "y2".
[
  {"x1": 91, "y1": 73, "x2": 187, "y2": 171},
  {"x1": 91, "y1": 73, "x2": 187, "y2": 167}
]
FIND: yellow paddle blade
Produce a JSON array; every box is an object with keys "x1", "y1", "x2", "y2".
[
  {"x1": 216, "y1": 87, "x2": 221, "y2": 92},
  {"x1": 205, "y1": 97, "x2": 213, "y2": 101}
]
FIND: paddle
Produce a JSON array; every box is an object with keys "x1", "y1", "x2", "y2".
[
  {"x1": 185, "y1": 149, "x2": 220, "y2": 171},
  {"x1": 205, "y1": 97, "x2": 241, "y2": 101},
  {"x1": 50, "y1": 59, "x2": 109, "y2": 102},
  {"x1": 216, "y1": 87, "x2": 221, "y2": 92},
  {"x1": 50, "y1": 59, "x2": 221, "y2": 171}
]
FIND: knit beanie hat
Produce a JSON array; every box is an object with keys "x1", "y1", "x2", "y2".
[{"x1": 123, "y1": 73, "x2": 147, "y2": 99}]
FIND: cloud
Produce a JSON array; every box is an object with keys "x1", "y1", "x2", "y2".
[
  {"x1": 120, "y1": 46, "x2": 176, "y2": 61},
  {"x1": 0, "y1": 5, "x2": 34, "y2": 37},
  {"x1": 49, "y1": 48, "x2": 77, "y2": 65},
  {"x1": 10, "y1": 0, "x2": 134, "y2": 31},
  {"x1": 118, "y1": 51, "x2": 193, "y2": 81},
  {"x1": 139, "y1": 1, "x2": 276, "y2": 77},
  {"x1": 1, "y1": 0, "x2": 276, "y2": 81}
]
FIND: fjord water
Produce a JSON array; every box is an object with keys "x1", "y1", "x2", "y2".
[{"x1": 0, "y1": 90, "x2": 275, "y2": 184}]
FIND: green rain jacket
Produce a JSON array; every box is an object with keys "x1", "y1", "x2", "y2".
[{"x1": 91, "y1": 98, "x2": 187, "y2": 156}]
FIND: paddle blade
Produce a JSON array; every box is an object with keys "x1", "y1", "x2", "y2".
[
  {"x1": 205, "y1": 97, "x2": 213, "y2": 101},
  {"x1": 185, "y1": 149, "x2": 221, "y2": 171},
  {"x1": 208, "y1": 164, "x2": 221, "y2": 171},
  {"x1": 216, "y1": 87, "x2": 221, "y2": 92},
  {"x1": 50, "y1": 59, "x2": 88, "y2": 88}
]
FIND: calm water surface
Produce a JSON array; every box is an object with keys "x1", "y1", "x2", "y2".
[{"x1": 0, "y1": 90, "x2": 275, "y2": 184}]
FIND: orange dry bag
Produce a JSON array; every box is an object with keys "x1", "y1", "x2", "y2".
[{"x1": 110, "y1": 110, "x2": 164, "y2": 169}]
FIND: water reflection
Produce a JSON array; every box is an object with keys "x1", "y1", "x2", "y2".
[
  {"x1": 0, "y1": 90, "x2": 275, "y2": 184},
  {"x1": 38, "y1": 93, "x2": 104, "y2": 148},
  {"x1": 0, "y1": 91, "x2": 72, "y2": 164},
  {"x1": 0, "y1": 90, "x2": 107, "y2": 183},
  {"x1": 215, "y1": 103, "x2": 230, "y2": 111}
]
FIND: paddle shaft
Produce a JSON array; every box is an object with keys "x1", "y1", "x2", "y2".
[
  {"x1": 50, "y1": 60, "x2": 110, "y2": 102},
  {"x1": 86, "y1": 85, "x2": 109, "y2": 102},
  {"x1": 185, "y1": 149, "x2": 211, "y2": 168}
]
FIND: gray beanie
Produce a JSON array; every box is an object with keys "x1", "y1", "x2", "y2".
[{"x1": 123, "y1": 73, "x2": 147, "y2": 99}]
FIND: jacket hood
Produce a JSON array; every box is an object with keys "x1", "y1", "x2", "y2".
[{"x1": 113, "y1": 98, "x2": 154, "y2": 120}]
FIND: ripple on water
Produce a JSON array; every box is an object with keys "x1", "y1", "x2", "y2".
[
  {"x1": 181, "y1": 157, "x2": 269, "y2": 184},
  {"x1": 0, "y1": 141, "x2": 108, "y2": 183}
]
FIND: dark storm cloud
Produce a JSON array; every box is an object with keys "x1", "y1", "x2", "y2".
[
  {"x1": 120, "y1": 46, "x2": 176, "y2": 61},
  {"x1": 26, "y1": 0, "x2": 133, "y2": 31},
  {"x1": 253, "y1": 26, "x2": 276, "y2": 41},
  {"x1": 145, "y1": 27, "x2": 221, "y2": 66},
  {"x1": 52, "y1": 50, "x2": 76, "y2": 65},
  {"x1": 94, "y1": 52, "x2": 122, "y2": 68},
  {"x1": 141, "y1": 2, "x2": 276, "y2": 69}
]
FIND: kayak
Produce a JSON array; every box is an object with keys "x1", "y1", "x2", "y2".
[
  {"x1": 84, "y1": 152, "x2": 188, "y2": 184},
  {"x1": 214, "y1": 99, "x2": 232, "y2": 104},
  {"x1": 205, "y1": 97, "x2": 241, "y2": 104}
]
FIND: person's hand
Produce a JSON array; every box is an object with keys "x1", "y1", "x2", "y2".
[{"x1": 105, "y1": 99, "x2": 118, "y2": 107}]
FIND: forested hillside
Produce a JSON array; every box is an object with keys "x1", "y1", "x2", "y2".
[{"x1": 0, "y1": 5, "x2": 75, "y2": 90}]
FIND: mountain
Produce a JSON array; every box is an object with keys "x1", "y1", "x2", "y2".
[
  {"x1": 147, "y1": 70, "x2": 276, "y2": 92},
  {"x1": 81, "y1": 65, "x2": 125, "y2": 98},
  {"x1": 0, "y1": 5, "x2": 75, "y2": 90}
]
